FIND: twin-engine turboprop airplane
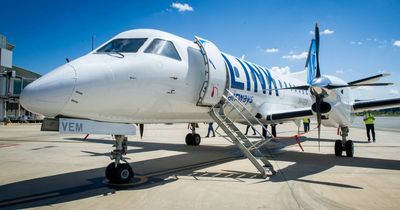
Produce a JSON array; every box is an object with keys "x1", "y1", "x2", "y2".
[{"x1": 20, "y1": 24, "x2": 400, "y2": 183}]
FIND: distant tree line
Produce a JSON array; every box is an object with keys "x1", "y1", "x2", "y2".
[{"x1": 354, "y1": 108, "x2": 400, "y2": 116}]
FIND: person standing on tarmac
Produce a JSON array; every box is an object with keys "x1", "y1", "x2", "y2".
[
  {"x1": 363, "y1": 110, "x2": 376, "y2": 142},
  {"x1": 303, "y1": 118, "x2": 310, "y2": 133}
]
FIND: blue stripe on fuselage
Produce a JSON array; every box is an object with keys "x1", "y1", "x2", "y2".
[
  {"x1": 253, "y1": 65, "x2": 272, "y2": 95},
  {"x1": 221, "y1": 53, "x2": 279, "y2": 96},
  {"x1": 243, "y1": 61, "x2": 266, "y2": 94},
  {"x1": 221, "y1": 53, "x2": 244, "y2": 90},
  {"x1": 235, "y1": 58, "x2": 251, "y2": 91},
  {"x1": 258, "y1": 66, "x2": 279, "y2": 96}
]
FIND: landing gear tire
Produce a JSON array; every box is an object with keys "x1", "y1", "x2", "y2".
[
  {"x1": 185, "y1": 133, "x2": 193, "y2": 145},
  {"x1": 106, "y1": 163, "x2": 117, "y2": 182},
  {"x1": 193, "y1": 134, "x2": 201, "y2": 146},
  {"x1": 106, "y1": 162, "x2": 134, "y2": 184},
  {"x1": 345, "y1": 140, "x2": 354, "y2": 157},
  {"x1": 334, "y1": 140, "x2": 343, "y2": 157},
  {"x1": 114, "y1": 163, "x2": 134, "y2": 183},
  {"x1": 185, "y1": 133, "x2": 201, "y2": 146}
]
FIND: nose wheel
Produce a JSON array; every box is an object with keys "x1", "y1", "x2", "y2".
[
  {"x1": 106, "y1": 135, "x2": 134, "y2": 184},
  {"x1": 106, "y1": 163, "x2": 134, "y2": 184}
]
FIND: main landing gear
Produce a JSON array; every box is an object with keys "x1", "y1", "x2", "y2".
[
  {"x1": 185, "y1": 123, "x2": 201, "y2": 146},
  {"x1": 334, "y1": 126, "x2": 354, "y2": 157},
  {"x1": 105, "y1": 135, "x2": 134, "y2": 183}
]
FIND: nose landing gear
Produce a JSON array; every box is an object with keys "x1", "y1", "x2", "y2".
[
  {"x1": 334, "y1": 126, "x2": 354, "y2": 157},
  {"x1": 185, "y1": 123, "x2": 201, "y2": 146},
  {"x1": 105, "y1": 135, "x2": 134, "y2": 183}
]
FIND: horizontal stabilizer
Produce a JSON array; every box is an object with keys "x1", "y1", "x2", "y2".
[{"x1": 353, "y1": 98, "x2": 400, "y2": 112}]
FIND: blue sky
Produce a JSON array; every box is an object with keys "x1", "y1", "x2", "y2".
[{"x1": 1, "y1": 0, "x2": 399, "y2": 99}]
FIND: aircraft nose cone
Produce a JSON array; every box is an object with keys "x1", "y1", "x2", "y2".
[{"x1": 20, "y1": 64, "x2": 76, "y2": 117}]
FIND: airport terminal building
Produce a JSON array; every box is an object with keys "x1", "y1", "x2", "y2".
[{"x1": 0, "y1": 34, "x2": 42, "y2": 122}]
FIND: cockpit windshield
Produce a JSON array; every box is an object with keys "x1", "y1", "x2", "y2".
[{"x1": 97, "y1": 38, "x2": 147, "y2": 53}]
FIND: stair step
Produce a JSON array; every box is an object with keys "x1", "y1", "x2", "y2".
[{"x1": 208, "y1": 90, "x2": 276, "y2": 178}]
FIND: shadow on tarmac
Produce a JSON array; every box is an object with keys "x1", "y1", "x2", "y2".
[{"x1": 0, "y1": 136, "x2": 399, "y2": 209}]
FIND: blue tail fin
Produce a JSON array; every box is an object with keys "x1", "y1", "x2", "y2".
[
  {"x1": 305, "y1": 39, "x2": 317, "y2": 84},
  {"x1": 305, "y1": 23, "x2": 320, "y2": 85}
]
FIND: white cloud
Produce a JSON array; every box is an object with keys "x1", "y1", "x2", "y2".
[
  {"x1": 309, "y1": 29, "x2": 334, "y2": 35},
  {"x1": 265, "y1": 48, "x2": 279, "y2": 53},
  {"x1": 270, "y1": 66, "x2": 291, "y2": 75},
  {"x1": 351, "y1": 41, "x2": 363, "y2": 45},
  {"x1": 282, "y1": 51, "x2": 308, "y2": 60},
  {"x1": 336, "y1": 70, "x2": 344, "y2": 74},
  {"x1": 171, "y1": 2, "x2": 194, "y2": 12},
  {"x1": 321, "y1": 29, "x2": 334, "y2": 35},
  {"x1": 393, "y1": 40, "x2": 400, "y2": 47},
  {"x1": 378, "y1": 70, "x2": 390, "y2": 75}
]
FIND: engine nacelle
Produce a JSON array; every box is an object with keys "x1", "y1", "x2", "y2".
[{"x1": 311, "y1": 102, "x2": 332, "y2": 113}]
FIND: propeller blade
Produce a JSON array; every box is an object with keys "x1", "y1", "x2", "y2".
[
  {"x1": 315, "y1": 23, "x2": 321, "y2": 78},
  {"x1": 139, "y1": 124, "x2": 144, "y2": 139},
  {"x1": 316, "y1": 96, "x2": 322, "y2": 151}
]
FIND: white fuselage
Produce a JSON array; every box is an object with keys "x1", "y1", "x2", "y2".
[{"x1": 20, "y1": 29, "x2": 354, "y2": 127}]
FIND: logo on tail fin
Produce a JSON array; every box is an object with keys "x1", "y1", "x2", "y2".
[{"x1": 306, "y1": 39, "x2": 318, "y2": 84}]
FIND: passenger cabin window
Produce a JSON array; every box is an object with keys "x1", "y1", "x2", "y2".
[
  {"x1": 97, "y1": 38, "x2": 147, "y2": 53},
  {"x1": 144, "y1": 38, "x2": 181, "y2": 61}
]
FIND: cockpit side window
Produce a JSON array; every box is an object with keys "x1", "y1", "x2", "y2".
[
  {"x1": 144, "y1": 38, "x2": 181, "y2": 61},
  {"x1": 97, "y1": 38, "x2": 147, "y2": 53}
]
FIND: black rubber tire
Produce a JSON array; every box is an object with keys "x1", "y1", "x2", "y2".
[
  {"x1": 345, "y1": 140, "x2": 354, "y2": 157},
  {"x1": 185, "y1": 133, "x2": 193, "y2": 145},
  {"x1": 334, "y1": 140, "x2": 343, "y2": 157},
  {"x1": 113, "y1": 163, "x2": 134, "y2": 184},
  {"x1": 105, "y1": 162, "x2": 116, "y2": 182},
  {"x1": 193, "y1": 134, "x2": 201, "y2": 146}
]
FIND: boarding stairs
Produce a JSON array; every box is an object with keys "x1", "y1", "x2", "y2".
[{"x1": 209, "y1": 89, "x2": 276, "y2": 178}]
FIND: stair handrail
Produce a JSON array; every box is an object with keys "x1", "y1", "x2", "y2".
[{"x1": 221, "y1": 89, "x2": 273, "y2": 141}]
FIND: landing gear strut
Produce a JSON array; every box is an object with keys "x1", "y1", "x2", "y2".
[
  {"x1": 334, "y1": 126, "x2": 354, "y2": 157},
  {"x1": 105, "y1": 135, "x2": 134, "y2": 183},
  {"x1": 185, "y1": 123, "x2": 201, "y2": 146}
]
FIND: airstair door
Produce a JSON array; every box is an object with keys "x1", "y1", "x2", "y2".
[{"x1": 194, "y1": 36, "x2": 227, "y2": 107}]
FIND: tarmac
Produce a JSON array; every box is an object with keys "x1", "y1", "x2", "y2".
[{"x1": 0, "y1": 120, "x2": 399, "y2": 210}]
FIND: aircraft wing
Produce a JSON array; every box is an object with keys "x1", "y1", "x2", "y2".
[
  {"x1": 257, "y1": 107, "x2": 313, "y2": 122},
  {"x1": 353, "y1": 98, "x2": 400, "y2": 113}
]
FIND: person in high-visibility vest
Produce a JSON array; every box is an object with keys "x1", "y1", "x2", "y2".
[
  {"x1": 303, "y1": 118, "x2": 310, "y2": 133},
  {"x1": 363, "y1": 110, "x2": 376, "y2": 142}
]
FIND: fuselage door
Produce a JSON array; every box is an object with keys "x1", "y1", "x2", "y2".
[{"x1": 194, "y1": 36, "x2": 227, "y2": 106}]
